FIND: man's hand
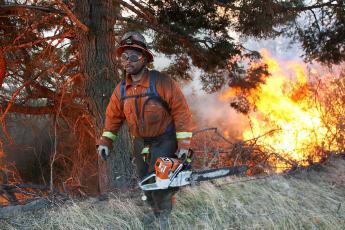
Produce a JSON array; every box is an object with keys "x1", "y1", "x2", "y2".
[
  {"x1": 175, "y1": 148, "x2": 189, "y2": 159},
  {"x1": 97, "y1": 145, "x2": 109, "y2": 161}
]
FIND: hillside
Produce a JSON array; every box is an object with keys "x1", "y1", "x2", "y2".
[{"x1": 1, "y1": 156, "x2": 345, "y2": 230}]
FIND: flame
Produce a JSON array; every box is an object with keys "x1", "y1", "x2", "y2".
[
  {"x1": 221, "y1": 49, "x2": 338, "y2": 171},
  {"x1": 0, "y1": 148, "x2": 36, "y2": 205},
  {"x1": 219, "y1": 87, "x2": 242, "y2": 101}
]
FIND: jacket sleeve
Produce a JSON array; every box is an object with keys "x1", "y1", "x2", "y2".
[
  {"x1": 168, "y1": 79, "x2": 195, "y2": 149},
  {"x1": 97, "y1": 86, "x2": 125, "y2": 149}
]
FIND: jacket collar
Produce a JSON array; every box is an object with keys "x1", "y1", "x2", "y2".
[{"x1": 125, "y1": 68, "x2": 150, "y2": 88}]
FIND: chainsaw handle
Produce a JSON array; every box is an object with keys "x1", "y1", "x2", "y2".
[{"x1": 139, "y1": 173, "x2": 156, "y2": 188}]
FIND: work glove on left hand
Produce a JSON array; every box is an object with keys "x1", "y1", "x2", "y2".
[
  {"x1": 97, "y1": 145, "x2": 109, "y2": 161},
  {"x1": 96, "y1": 136, "x2": 114, "y2": 161}
]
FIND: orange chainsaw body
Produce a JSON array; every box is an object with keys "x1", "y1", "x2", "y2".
[{"x1": 154, "y1": 157, "x2": 183, "y2": 180}]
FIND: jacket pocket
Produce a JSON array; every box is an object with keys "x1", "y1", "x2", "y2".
[{"x1": 141, "y1": 101, "x2": 170, "y2": 136}]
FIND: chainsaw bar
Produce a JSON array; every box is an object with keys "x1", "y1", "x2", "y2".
[
  {"x1": 139, "y1": 164, "x2": 249, "y2": 191},
  {"x1": 191, "y1": 165, "x2": 248, "y2": 183}
]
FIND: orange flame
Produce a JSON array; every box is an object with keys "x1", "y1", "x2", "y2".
[
  {"x1": 221, "y1": 49, "x2": 338, "y2": 170},
  {"x1": 0, "y1": 148, "x2": 36, "y2": 205}
]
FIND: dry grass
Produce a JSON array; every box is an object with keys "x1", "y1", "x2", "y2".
[{"x1": 2, "y1": 157, "x2": 345, "y2": 230}]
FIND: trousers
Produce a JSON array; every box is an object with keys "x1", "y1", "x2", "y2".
[{"x1": 133, "y1": 130, "x2": 178, "y2": 216}]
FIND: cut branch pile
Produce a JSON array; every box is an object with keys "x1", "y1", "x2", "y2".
[
  {"x1": 191, "y1": 127, "x2": 339, "y2": 176},
  {"x1": 0, "y1": 167, "x2": 68, "y2": 207}
]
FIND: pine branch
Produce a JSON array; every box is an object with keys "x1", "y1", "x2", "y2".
[
  {"x1": 215, "y1": 0, "x2": 343, "y2": 12},
  {"x1": 116, "y1": 16, "x2": 207, "y2": 63},
  {"x1": 0, "y1": 103, "x2": 55, "y2": 115},
  {"x1": 0, "y1": 4, "x2": 66, "y2": 15},
  {"x1": 118, "y1": 0, "x2": 152, "y2": 22},
  {"x1": 55, "y1": 0, "x2": 89, "y2": 33},
  {"x1": 286, "y1": 1, "x2": 343, "y2": 11},
  {"x1": 4, "y1": 31, "x2": 73, "y2": 51},
  {"x1": 127, "y1": 0, "x2": 156, "y2": 23}
]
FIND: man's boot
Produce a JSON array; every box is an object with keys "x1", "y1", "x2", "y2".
[
  {"x1": 143, "y1": 212, "x2": 157, "y2": 226},
  {"x1": 155, "y1": 210, "x2": 170, "y2": 229}
]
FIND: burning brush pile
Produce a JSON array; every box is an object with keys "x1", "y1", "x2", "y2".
[
  {"x1": 192, "y1": 50, "x2": 345, "y2": 175},
  {"x1": 0, "y1": 147, "x2": 52, "y2": 207}
]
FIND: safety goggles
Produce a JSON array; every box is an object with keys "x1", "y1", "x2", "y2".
[{"x1": 120, "y1": 53, "x2": 143, "y2": 62}]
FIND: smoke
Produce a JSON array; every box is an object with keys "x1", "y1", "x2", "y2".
[
  {"x1": 152, "y1": 36, "x2": 302, "y2": 141},
  {"x1": 0, "y1": 115, "x2": 53, "y2": 184},
  {"x1": 155, "y1": 37, "x2": 341, "y2": 143},
  {"x1": 182, "y1": 75, "x2": 250, "y2": 141}
]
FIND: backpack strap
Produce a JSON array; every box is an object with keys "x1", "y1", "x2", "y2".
[
  {"x1": 147, "y1": 70, "x2": 159, "y2": 97},
  {"x1": 120, "y1": 70, "x2": 168, "y2": 104},
  {"x1": 146, "y1": 70, "x2": 171, "y2": 113},
  {"x1": 120, "y1": 79, "x2": 126, "y2": 100},
  {"x1": 120, "y1": 73, "x2": 156, "y2": 101},
  {"x1": 119, "y1": 71, "x2": 172, "y2": 133}
]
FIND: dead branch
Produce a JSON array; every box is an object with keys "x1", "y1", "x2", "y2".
[
  {"x1": 128, "y1": 0, "x2": 156, "y2": 22},
  {"x1": 0, "y1": 103, "x2": 55, "y2": 115},
  {"x1": 0, "y1": 171, "x2": 17, "y2": 204},
  {"x1": 243, "y1": 129, "x2": 281, "y2": 143},
  {"x1": 0, "y1": 198, "x2": 51, "y2": 219},
  {"x1": 119, "y1": 0, "x2": 156, "y2": 24},
  {"x1": 0, "y1": 4, "x2": 66, "y2": 15},
  {"x1": 193, "y1": 127, "x2": 233, "y2": 145},
  {"x1": 3, "y1": 31, "x2": 73, "y2": 51},
  {"x1": 215, "y1": 0, "x2": 343, "y2": 12},
  {"x1": 1, "y1": 184, "x2": 50, "y2": 191},
  {"x1": 55, "y1": 0, "x2": 89, "y2": 33},
  {"x1": 0, "y1": 65, "x2": 58, "y2": 142},
  {"x1": 115, "y1": 15, "x2": 208, "y2": 64}
]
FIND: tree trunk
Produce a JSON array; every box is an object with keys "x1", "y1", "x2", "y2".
[
  {"x1": 75, "y1": 0, "x2": 134, "y2": 194},
  {"x1": 0, "y1": 49, "x2": 5, "y2": 88}
]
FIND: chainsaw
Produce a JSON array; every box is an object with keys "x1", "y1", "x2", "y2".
[{"x1": 139, "y1": 156, "x2": 248, "y2": 191}]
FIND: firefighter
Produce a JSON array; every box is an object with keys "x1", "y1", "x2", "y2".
[{"x1": 96, "y1": 31, "x2": 194, "y2": 226}]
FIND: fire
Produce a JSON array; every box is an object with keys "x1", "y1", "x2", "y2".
[
  {"x1": 221, "y1": 49, "x2": 338, "y2": 171},
  {"x1": 223, "y1": 130, "x2": 230, "y2": 139},
  {"x1": 0, "y1": 148, "x2": 37, "y2": 205}
]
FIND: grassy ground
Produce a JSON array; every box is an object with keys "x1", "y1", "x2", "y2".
[{"x1": 1, "y1": 157, "x2": 345, "y2": 230}]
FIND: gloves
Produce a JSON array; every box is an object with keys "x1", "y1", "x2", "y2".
[
  {"x1": 97, "y1": 145, "x2": 109, "y2": 161},
  {"x1": 96, "y1": 135, "x2": 114, "y2": 161},
  {"x1": 175, "y1": 148, "x2": 189, "y2": 159}
]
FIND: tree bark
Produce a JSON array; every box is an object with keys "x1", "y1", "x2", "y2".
[
  {"x1": 0, "y1": 49, "x2": 5, "y2": 88},
  {"x1": 75, "y1": 0, "x2": 134, "y2": 194}
]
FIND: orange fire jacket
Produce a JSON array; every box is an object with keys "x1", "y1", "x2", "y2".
[{"x1": 97, "y1": 69, "x2": 194, "y2": 150}]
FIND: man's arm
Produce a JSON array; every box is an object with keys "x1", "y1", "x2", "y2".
[
  {"x1": 168, "y1": 79, "x2": 195, "y2": 150},
  {"x1": 97, "y1": 87, "x2": 125, "y2": 150}
]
